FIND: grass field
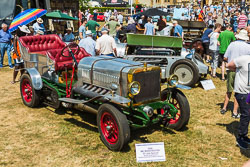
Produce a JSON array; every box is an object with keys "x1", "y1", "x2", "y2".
[{"x1": 0, "y1": 57, "x2": 250, "y2": 167}]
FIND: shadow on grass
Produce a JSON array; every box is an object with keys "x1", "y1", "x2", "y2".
[
  {"x1": 216, "y1": 101, "x2": 234, "y2": 112},
  {"x1": 130, "y1": 124, "x2": 177, "y2": 143},
  {"x1": 63, "y1": 108, "x2": 98, "y2": 133},
  {"x1": 216, "y1": 121, "x2": 239, "y2": 137},
  {"x1": 49, "y1": 107, "x2": 187, "y2": 153},
  {"x1": 216, "y1": 121, "x2": 250, "y2": 158}
]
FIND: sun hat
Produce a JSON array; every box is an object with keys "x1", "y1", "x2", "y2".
[
  {"x1": 66, "y1": 27, "x2": 72, "y2": 31},
  {"x1": 36, "y1": 30, "x2": 44, "y2": 35},
  {"x1": 37, "y1": 18, "x2": 43, "y2": 24},
  {"x1": 101, "y1": 28, "x2": 108, "y2": 32},
  {"x1": 173, "y1": 20, "x2": 178, "y2": 24},
  {"x1": 208, "y1": 12, "x2": 213, "y2": 16},
  {"x1": 85, "y1": 30, "x2": 92, "y2": 36},
  {"x1": 110, "y1": 16, "x2": 115, "y2": 20},
  {"x1": 19, "y1": 25, "x2": 31, "y2": 34},
  {"x1": 235, "y1": 29, "x2": 249, "y2": 41}
]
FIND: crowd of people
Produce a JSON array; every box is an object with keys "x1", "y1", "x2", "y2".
[{"x1": 196, "y1": 4, "x2": 250, "y2": 150}]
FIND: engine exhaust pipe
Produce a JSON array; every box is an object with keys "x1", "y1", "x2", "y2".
[{"x1": 74, "y1": 103, "x2": 98, "y2": 115}]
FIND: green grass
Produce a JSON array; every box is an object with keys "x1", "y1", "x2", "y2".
[{"x1": 0, "y1": 57, "x2": 249, "y2": 166}]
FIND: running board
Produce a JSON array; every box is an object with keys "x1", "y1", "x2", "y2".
[{"x1": 59, "y1": 98, "x2": 86, "y2": 104}]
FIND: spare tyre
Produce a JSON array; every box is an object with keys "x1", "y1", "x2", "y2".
[{"x1": 170, "y1": 59, "x2": 199, "y2": 87}]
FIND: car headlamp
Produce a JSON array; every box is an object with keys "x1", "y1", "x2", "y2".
[
  {"x1": 168, "y1": 74, "x2": 179, "y2": 87},
  {"x1": 128, "y1": 81, "x2": 141, "y2": 96}
]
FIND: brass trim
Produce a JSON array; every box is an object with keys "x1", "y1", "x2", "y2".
[{"x1": 128, "y1": 81, "x2": 141, "y2": 96}]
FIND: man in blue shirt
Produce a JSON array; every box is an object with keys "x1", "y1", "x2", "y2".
[
  {"x1": 173, "y1": 20, "x2": 183, "y2": 40},
  {"x1": 63, "y1": 28, "x2": 75, "y2": 43},
  {"x1": 0, "y1": 23, "x2": 13, "y2": 68},
  {"x1": 32, "y1": 18, "x2": 45, "y2": 35},
  {"x1": 79, "y1": 19, "x2": 87, "y2": 39},
  {"x1": 144, "y1": 18, "x2": 155, "y2": 35},
  {"x1": 79, "y1": 30, "x2": 96, "y2": 56}
]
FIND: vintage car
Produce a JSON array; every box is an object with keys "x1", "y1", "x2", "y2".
[
  {"x1": 18, "y1": 34, "x2": 190, "y2": 151},
  {"x1": 116, "y1": 34, "x2": 208, "y2": 87},
  {"x1": 90, "y1": 12, "x2": 105, "y2": 22}
]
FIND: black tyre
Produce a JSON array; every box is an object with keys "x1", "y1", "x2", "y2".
[
  {"x1": 170, "y1": 59, "x2": 199, "y2": 87},
  {"x1": 20, "y1": 74, "x2": 40, "y2": 108},
  {"x1": 161, "y1": 89, "x2": 190, "y2": 130},
  {"x1": 97, "y1": 104, "x2": 130, "y2": 151}
]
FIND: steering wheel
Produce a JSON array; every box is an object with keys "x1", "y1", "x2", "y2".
[{"x1": 61, "y1": 42, "x2": 80, "y2": 58}]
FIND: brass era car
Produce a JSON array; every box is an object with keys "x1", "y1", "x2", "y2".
[{"x1": 18, "y1": 34, "x2": 190, "y2": 151}]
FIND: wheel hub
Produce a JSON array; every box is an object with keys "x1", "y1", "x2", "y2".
[
  {"x1": 181, "y1": 72, "x2": 186, "y2": 78},
  {"x1": 101, "y1": 112, "x2": 119, "y2": 144},
  {"x1": 106, "y1": 125, "x2": 111, "y2": 131}
]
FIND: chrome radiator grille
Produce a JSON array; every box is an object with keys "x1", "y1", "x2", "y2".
[{"x1": 133, "y1": 70, "x2": 161, "y2": 103}]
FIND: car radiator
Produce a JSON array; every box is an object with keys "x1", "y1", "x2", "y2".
[{"x1": 133, "y1": 70, "x2": 161, "y2": 104}]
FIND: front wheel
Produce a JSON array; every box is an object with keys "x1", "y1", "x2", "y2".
[
  {"x1": 20, "y1": 74, "x2": 40, "y2": 108},
  {"x1": 97, "y1": 104, "x2": 130, "y2": 151},
  {"x1": 161, "y1": 89, "x2": 190, "y2": 130}
]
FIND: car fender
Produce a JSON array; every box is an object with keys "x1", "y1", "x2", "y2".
[{"x1": 24, "y1": 68, "x2": 43, "y2": 90}]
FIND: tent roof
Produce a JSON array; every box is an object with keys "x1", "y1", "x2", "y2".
[{"x1": 45, "y1": 11, "x2": 77, "y2": 20}]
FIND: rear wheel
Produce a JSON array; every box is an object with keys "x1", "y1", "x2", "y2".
[
  {"x1": 20, "y1": 74, "x2": 40, "y2": 107},
  {"x1": 170, "y1": 59, "x2": 199, "y2": 87},
  {"x1": 97, "y1": 104, "x2": 130, "y2": 151},
  {"x1": 161, "y1": 89, "x2": 190, "y2": 130}
]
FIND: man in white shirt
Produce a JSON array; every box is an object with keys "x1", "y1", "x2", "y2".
[
  {"x1": 79, "y1": 30, "x2": 96, "y2": 56},
  {"x1": 117, "y1": 12, "x2": 123, "y2": 25},
  {"x1": 227, "y1": 55, "x2": 250, "y2": 149},
  {"x1": 95, "y1": 28, "x2": 117, "y2": 57}
]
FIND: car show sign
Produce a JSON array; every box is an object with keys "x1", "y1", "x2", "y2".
[
  {"x1": 200, "y1": 80, "x2": 216, "y2": 91},
  {"x1": 135, "y1": 142, "x2": 166, "y2": 163}
]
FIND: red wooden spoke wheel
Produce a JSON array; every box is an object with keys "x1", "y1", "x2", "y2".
[
  {"x1": 97, "y1": 104, "x2": 130, "y2": 151},
  {"x1": 21, "y1": 78, "x2": 33, "y2": 103},
  {"x1": 161, "y1": 89, "x2": 190, "y2": 130},
  {"x1": 100, "y1": 112, "x2": 119, "y2": 144},
  {"x1": 20, "y1": 74, "x2": 40, "y2": 108}
]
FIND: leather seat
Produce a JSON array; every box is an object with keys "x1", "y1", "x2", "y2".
[
  {"x1": 19, "y1": 34, "x2": 67, "y2": 55},
  {"x1": 19, "y1": 34, "x2": 91, "y2": 71}
]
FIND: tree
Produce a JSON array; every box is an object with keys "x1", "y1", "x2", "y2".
[{"x1": 79, "y1": 0, "x2": 91, "y2": 10}]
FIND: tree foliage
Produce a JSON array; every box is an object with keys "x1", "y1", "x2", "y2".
[{"x1": 79, "y1": 0, "x2": 91, "y2": 9}]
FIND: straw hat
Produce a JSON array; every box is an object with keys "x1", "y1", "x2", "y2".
[
  {"x1": 66, "y1": 27, "x2": 72, "y2": 31},
  {"x1": 173, "y1": 20, "x2": 178, "y2": 24},
  {"x1": 37, "y1": 18, "x2": 43, "y2": 24},
  {"x1": 235, "y1": 29, "x2": 249, "y2": 41},
  {"x1": 19, "y1": 25, "x2": 31, "y2": 34}
]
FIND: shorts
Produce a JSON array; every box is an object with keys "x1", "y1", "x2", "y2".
[
  {"x1": 227, "y1": 70, "x2": 235, "y2": 93},
  {"x1": 218, "y1": 53, "x2": 225, "y2": 66},
  {"x1": 202, "y1": 42, "x2": 210, "y2": 55}
]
